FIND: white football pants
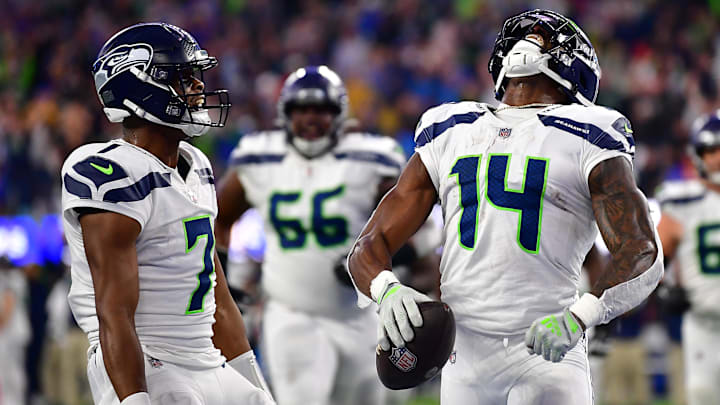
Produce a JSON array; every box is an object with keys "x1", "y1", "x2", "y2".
[
  {"x1": 441, "y1": 326, "x2": 592, "y2": 405},
  {"x1": 262, "y1": 299, "x2": 386, "y2": 405},
  {"x1": 87, "y1": 346, "x2": 274, "y2": 405},
  {"x1": 683, "y1": 312, "x2": 720, "y2": 405}
]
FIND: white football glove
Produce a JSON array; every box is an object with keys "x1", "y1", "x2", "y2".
[
  {"x1": 524, "y1": 308, "x2": 584, "y2": 363},
  {"x1": 375, "y1": 282, "x2": 432, "y2": 350}
]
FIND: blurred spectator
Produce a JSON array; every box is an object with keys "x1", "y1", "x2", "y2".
[
  {"x1": 42, "y1": 272, "x2": 91, "y2": 405},
  {"x1": 0, "y1": 258, "x2": 31, "y2": 405}
]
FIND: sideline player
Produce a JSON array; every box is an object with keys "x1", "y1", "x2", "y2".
[
  {"x1": 215, "y1": 66, "x2": 407, "y2": 405},
  {"x1": 657, "y1": 111, "x2": 720, "y2": 405},
  {"x1": 348, "y1": 9, "x2": 663, "y2": 405},
  {"x1": 61, "y1": 23, "x2": 273, "y2": 405}
]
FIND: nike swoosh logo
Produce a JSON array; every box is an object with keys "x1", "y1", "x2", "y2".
[
  {"x1": 624, "y1": 123, "x2": 633, "y2": 134},
  {"x1": 90, "y1": 162, "x2": 114, "y2": 175}
]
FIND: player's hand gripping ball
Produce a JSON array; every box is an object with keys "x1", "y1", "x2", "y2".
[{"x1": 376, "y1": 301, "x2": 456, "y2": 390}]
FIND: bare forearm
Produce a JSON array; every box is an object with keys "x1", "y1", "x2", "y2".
[
  {"x1": 349, "y1": 231, "x2": 394, "y2": 297},
  {"x1": 98, "y1": 314, "x2": 147, "y2": 400},
  {"x1": 212, "y1": 254, "x2": 252, "y2": 359},
  {"x1": 213, "y1": 307, "x2": 252, "y2": 359}
]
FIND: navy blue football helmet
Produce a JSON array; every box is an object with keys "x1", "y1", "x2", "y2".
[
  {"x1": 92, "y1": 23, "x2": 230, "y2": 137},
  {"x1": 690, "y1": 110, "x2": 720, "y2": 183},
  {"x1": 489, "y1": 9, "x2": 601, "y2": 106},
  {"x1": 277, "y1": 65, "x2": 348, "y2": 157}
]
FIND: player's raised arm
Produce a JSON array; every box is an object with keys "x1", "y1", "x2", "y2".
[
  {"x1": 79, "y1": 211, "x2": 147, "y2": 402},
  {"x1": 348, "y1": 153, "x2": 437, "y2": 349}
]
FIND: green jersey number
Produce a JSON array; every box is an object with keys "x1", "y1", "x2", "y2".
[{"x1": 269, "y1": 185, "x2": 348, "y2": 249}]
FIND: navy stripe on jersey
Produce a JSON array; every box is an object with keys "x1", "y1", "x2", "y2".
[
  {"x1": 103, "y1": 172, "x2": 171, "y2": 203},
  {"x1": 660, "y1": 194, "x2": 706, "y2": 206},
  {"x1": 416, "y1": 111, "x2": 485, "y2": 148},
  {"x1": 98, "y1": 144, "x2": 120, "y2": 154},
  {"x1": 63, "y1": 174, "x2": 92, "y2": 198},
  {"x1": 231, "y1": 154, "x2": 285, "y2": 165},
  {"x1": 195, "y1": 168, "x2": 215, "y2": 185},
  {"x1": 72, "y1": 156, "x2": 129, "y2": 188},
  {"x1": 538, "y1": 115, "x2": 633, "y2": 155},
  {"x1": 333, "y1": 151, "x2": 402, "y2": 170}
]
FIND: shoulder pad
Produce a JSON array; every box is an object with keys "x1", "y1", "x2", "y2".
[
  {"x1": 656, "y1": 180, "x2": 706, "y2": 206},
  {"x1": 229, "y1": 130, "x2": 287, "y2": 167},
  {"x1": 336, "y1": 132, "x2": 405, "y2": 171},
  {"x1": 414, "y1": 101, "x2": 485, "y2": 147},
  {"x1": 538, "y1": 104, "x2": 635, "y2": 156},
  {"x1": 62, "y1": 142, "x2": 171, "y2": 203}
]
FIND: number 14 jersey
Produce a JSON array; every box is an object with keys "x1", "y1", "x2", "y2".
[{"x1": 415, "y1": 102, "x2": 635, "y2": 336}]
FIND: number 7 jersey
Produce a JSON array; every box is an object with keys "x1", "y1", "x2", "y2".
[
  {"x1": 61, "y1": 139, "x2": 223, "y2": 369},
  {"x1": 415, "y1": 102, "x2": 635, "y2": 336}
]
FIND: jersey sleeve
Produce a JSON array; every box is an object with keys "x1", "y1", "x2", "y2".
[
  {"x1": 578, "y1": 108, "x2": 636, "y2": 182},
  {"x1": 413, "y1": 107, "x2": 445, "y2": 190},
  {"x1": 61, "y1": 148, "x2": 165, "y2": 230},
  {"x1": 413, "y1": 102, "x2": 485, "y2": 191}
]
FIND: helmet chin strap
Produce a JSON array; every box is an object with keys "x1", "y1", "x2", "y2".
[{"x1": 495, "y1": 37, "x2": 594, "y2": 107}]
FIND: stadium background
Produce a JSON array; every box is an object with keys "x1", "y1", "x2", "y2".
[{"x1": 0, "y1": 0, "x2": 717, "y2": 404}]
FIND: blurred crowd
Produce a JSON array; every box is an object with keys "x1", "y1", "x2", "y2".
[{"x1": 1, "y1": 0, "x2": 720, "y2": 404}]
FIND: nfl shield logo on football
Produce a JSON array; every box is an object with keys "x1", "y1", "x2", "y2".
[
  {"x1": 389, "y1": 347, "x2": 417, "y2": 372},
  {"x1": 498, "y1": 128, "x2": 512, "y2": 138},
  {"x1": 449, "y1": 350, "x2": 457, "y2": 364}
]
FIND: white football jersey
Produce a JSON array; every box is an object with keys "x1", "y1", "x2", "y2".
[
  {"x1": 229, "y1": 130, "x2": 405, "y2": 317},
  {"x1": 61, "y1": 139, "x2": 223, "y2": 368},
  {"x1": 658, "y1": 180, "x2": 720, "y2": 317},
  {"x1": 415, "y1": 101, "x2": 635, "y2": 336}
]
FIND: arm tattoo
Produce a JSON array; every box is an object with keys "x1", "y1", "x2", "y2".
[{"x1": 588, "y1": 157, "x2": 658, "y2": 297}]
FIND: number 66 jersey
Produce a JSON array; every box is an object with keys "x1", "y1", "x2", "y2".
[
  {"x1": 415, "y1": 102, "x2": 635, "y2": 336},
  {"x1": 61, "y1": 139, "x2": 224, "y2": 369}
]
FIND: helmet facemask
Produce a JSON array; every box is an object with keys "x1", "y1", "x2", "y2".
[{"x1": 150, "y1": 57, "x2": 230, "y2": 137}]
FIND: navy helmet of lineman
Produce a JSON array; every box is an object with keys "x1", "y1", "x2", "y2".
[
  {"x1": 488, "y1": 9, "x2": 601, "y2": 106},
  {"x1": 92, "y1": 22, "x2": 230, "y2": 136},
  {"x1": 276, "y1": 65, "x2": 349, "y2": 158},
  {"x1": 690, "y1": 110, "x2": 720, "y2": 184}
]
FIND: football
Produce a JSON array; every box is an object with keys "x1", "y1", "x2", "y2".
[{"x1": 376, "y1": 301, "x2": 456, "y2": 390}]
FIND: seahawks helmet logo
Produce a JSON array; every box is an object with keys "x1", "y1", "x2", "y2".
[{"x1": 93, "y1": 43, "x2": 153, "y2": 91}]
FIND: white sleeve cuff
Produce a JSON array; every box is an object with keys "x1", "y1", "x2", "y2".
[
  {"x1": 369, "y1": 270, "x2": 400, "y2": 303},
  {"x1": 227, "y1": 350, "x2": 273, "y2": 396},
  {"x1": 569, "y1": 293, "x2": 604, "y2": 329},
  {"x1": 120, "y1": 392, "x2": 151, "y2": 405}
]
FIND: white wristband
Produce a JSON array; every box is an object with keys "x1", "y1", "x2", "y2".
[
  {"x1": 370, "y1": 270, "x2": 400, "y2": 303},
  {"x1": 120, "y1": 392, "x2": 151, "y2": 405},
  {"x1": 228, "y1": 350, "x2": 273, "y2": 397},
  {"x1": 569, "y1": 293, "x2": 605, "y2": 329}
]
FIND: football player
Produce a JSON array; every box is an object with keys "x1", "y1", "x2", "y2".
[
  {"x1": 656, "y1": 111, "x2": 720, "y2": 405},
  {"x1": 214, "y1": 65, "x2": 406, "y2": 405},
  {"x1": 61, "y1": 23, "x2": 273, "y2": 405},
  {"x1": 348, "y1": 9, "x2": 664, "y2": 405}
]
